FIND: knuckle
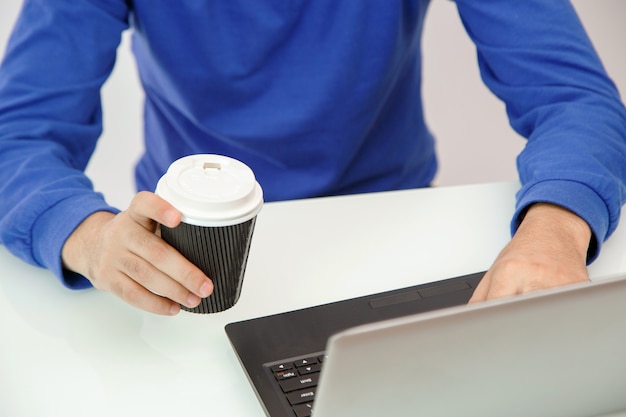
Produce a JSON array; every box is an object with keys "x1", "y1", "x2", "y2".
[
  {"x1": 131, "y1": 191, "x2": 152, "y2": 207},
  {"x1": 129, "y1": 228, "x2": 168, "y2": 260},
  {"x1": 121, "y1": 256, "x2": 151, "y2": 283},
  {"x1": 109, "y1": 277, "x2": 172, "y2": 315},
  {"x1": 115, "y1": 281, "x2": 143, "y2": 305},
  {"x1": 109, "y1": 279, "x2": 125, "y2": 298},
  {"x1": 153, "y1": 238, "x2": 171, "y2": 258},
  {"x1": 181, "y1": 264, "x2": 207, "y2": 288},
  {"x1": 181, "y1": 265, "x2": 198, "y2": 282}
]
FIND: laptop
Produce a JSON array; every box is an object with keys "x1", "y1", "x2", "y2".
[{"x1": 225, "y1": 271, "x2": 626, "y2": 417}]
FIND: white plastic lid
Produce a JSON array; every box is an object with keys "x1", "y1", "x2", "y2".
[{"x1": 155, "y1": 154, "x2": 263, "y2": 227}]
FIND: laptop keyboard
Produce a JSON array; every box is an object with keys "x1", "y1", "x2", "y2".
[{"x1": 266, "y1": 352, "x2": 326, "y2": 417}]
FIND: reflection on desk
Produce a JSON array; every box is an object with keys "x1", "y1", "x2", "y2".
[{"x1": 1, "y1": 182, "x2": 625, "y2": 417}]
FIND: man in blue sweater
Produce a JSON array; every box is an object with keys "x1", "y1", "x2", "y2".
[{"x1": 1, "y1": 1, "x2": 625, "y2": 315}]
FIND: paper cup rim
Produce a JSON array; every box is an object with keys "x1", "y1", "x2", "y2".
[{"x1": 155, "y1": 154, "x2": 263, "y2": 227}]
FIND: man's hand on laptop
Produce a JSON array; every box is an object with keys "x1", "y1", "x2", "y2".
[{"x1": 469, "y1": 203, "x2": 591, "y2": 303}]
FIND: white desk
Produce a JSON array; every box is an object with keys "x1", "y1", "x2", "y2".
[{"x1": 2, "y1": 181, "x2": 626, "y2": 417}]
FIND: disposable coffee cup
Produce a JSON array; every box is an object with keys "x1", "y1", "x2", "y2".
[{"x1": 155, "y1": 154, "x2": 263, "y2": 313}]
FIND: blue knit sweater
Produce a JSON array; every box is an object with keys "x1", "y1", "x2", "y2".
[{"x1": 1, "y1": 0, "x2": 625, "y2": 289}]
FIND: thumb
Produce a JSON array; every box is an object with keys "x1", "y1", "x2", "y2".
[{"x1": 127, "y1": 191, "x2": 182, "y2": 230}]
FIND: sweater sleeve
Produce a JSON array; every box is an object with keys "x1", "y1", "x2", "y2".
[
  {"x1": 454, "y1": 0, "x2": 626, "y2": 262},
  {"x1": 0, "y1": 0, "x2": 130, "y2": 288}
]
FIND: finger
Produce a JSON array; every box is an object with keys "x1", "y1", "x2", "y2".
[
  {"x1": 469, "y1": 268, "x2": 525, "y2": 303},
  {"x1": 468, "y1": 273, "x2": 491, "y2": 303},
  {"x1": 124, "y1": 228, "x2": 214, "y2": 299},
  {"x1": 128, "y1": 191, "x2": 182, "y2": 230},
  {"x1": 108, "y1": 273, "x2": 183, "y2": 316},
  {"x1": 89, "y1": 266, "x2": 182, "y2": 316},
  {"x1": 119, "y1": 193, "x2": 214, "y2": 298},
  {"x1": 116, "y1": 250, "x2": 204, "y2": 309}
]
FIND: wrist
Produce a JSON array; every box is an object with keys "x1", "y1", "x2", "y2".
[
  {"x1": 518, "y1": 203, "x2": 592, "y2": 261},
  {"x1": 61, "y1": 211, "x2": 116, "y2": 277}
]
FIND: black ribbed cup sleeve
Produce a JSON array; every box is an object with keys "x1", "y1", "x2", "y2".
[{"x1": 161, "y1": 218, "x2": 257, "y2": 313}]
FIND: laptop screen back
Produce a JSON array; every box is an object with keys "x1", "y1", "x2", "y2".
[{"x1": 313, "y1": 276, "x2": 626, "y2": 417}]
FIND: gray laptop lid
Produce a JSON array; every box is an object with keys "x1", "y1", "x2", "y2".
[{"x1": 313, "y1": 276, "x2": 626, "y2": 417}]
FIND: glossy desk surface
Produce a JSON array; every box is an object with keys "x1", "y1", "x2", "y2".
[{"x1": 2, "y1": 182, "x2": 625, "y2": 416}]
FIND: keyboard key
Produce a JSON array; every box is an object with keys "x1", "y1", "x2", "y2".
[
  {"x1": 275, "y1": 369, "x2": 298, "y2": 380},
  {"x1": 270, "y1": 362, "x2": 294, "y2": 373},
  {"x1": 279, "y1": 373, "x2": 320, "y2": 393},
  {"x1": 294, "y1": 357, "x2": 318, "y2": 368},
  {"x1": 293, "y1": 402, "x2": 313, "y2": 417},
  {"x1": 286, "y1": 387, "x2": 317, "y2": 405},
  {"x1": 298, "y1": 363, "x2": 321, "y2": 375}
]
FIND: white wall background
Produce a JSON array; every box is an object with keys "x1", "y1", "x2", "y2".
[{"x1": 1, "y1": 0, "x2": 625, "y2": 209}]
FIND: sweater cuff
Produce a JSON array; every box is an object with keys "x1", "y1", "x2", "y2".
[
  {"x1": 31, "y1": 193, "x2": 120, "y2": 289},
  {"x1": 512, "y1": 180, "x2": 608, "y2": 264}
]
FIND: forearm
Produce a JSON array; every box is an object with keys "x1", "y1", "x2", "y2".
[
  {"x1": 0, "y1": 1, "x2": 130, "y2": 285},
  {"x1": 0, "y1": 140, "x2": 119, "y2": 288},
  {"x1": 456, "y1": 0, "x2": 626, "y2": 257}
]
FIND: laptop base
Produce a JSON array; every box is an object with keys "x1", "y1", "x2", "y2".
[{"x1": 225, "y1": 271, "x2": 484, "y2": 417}]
